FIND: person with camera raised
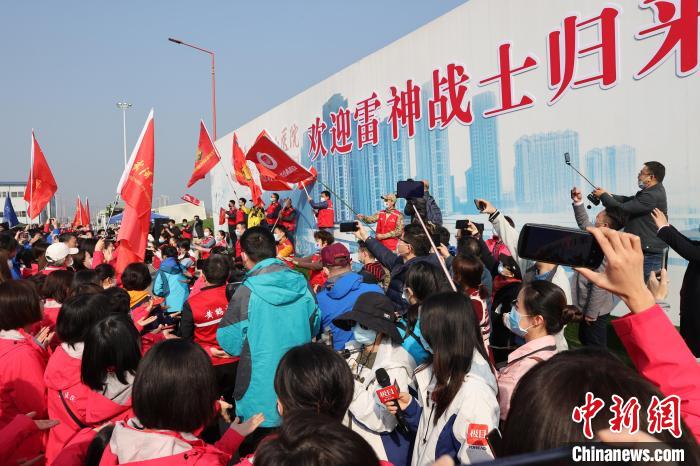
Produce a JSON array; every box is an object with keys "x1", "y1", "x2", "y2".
[
  {"x1": 356, "y1": 193, "x2": 404, "y2": 252},
  {"x1": 592, "y1": 161, "x2": 668, "y2": 280},
  {"x1": 403, "y1": 179, "x2": 442, "y2": 226}
]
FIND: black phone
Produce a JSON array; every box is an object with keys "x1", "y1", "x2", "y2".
[
  {"x1": 517, "y1": 224, "x2": 604, "y2": 269},
  {"x1": 397, "y1": 180, "x2": 424, "y2": 199},
  {"x1": 474, "y1": 199, "x2": 487, "y2": 211},
  {"x1": 339, "y1": 221, "x2": 359, "y2": 233},
  {"x1": 455, "y1": 220, "x2": 484, "y2": 235},
  {"x1": 564, "y1": 152, "x2": 571, "y2": 164}
]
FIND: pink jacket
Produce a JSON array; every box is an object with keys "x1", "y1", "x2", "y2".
[
  {"x1": 612, "y1": 304, "x2": 700, "y2": 441},
  {"x1": 97, "y1": 418, "x2": 245, "y2": 466},
  {"x1": 496, "y1": 335, "x2": 558, "y2": 420},
  {"x1": 0, "y1": 331, "x2": 48, "y2": 463}
]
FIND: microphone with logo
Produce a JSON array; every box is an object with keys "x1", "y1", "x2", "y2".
[{"x1": 375, "y1": 368, "x2": 410, "y2": 437}]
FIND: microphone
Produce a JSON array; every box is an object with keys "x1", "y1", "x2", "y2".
[{"x1": 375, "y1": 368, "x2": 410, "y2": 437}]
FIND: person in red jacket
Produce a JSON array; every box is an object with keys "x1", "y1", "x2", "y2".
[
  {"x1": 44, "y1": 292, "x2": 111, "y2": 464},
  {"x1": 0, "y1": 412, "x2": 58, "y2": 465},
  {"x1": 234, "y1": 223, "x2": 247, "y2": 260},
  {"x1": 291, "y1": 230, "x2": 333, "y2": 292},
  {"x1": 278, "y1": 198, "x2": 297, "y2": 242},
  {"x1": 577, "y1": 227, "x2": 700, "y2": 442},
  {"x1": 356, "y1": 193, "x2": 404, "y2": 251},
  {"x1": 235, "y1": 198, "x2": 249, "y2": 225},
  {"x1": 88, "y1": 339, "x2": 264, "y2": 465},
  {"x1": 180, "y1": 254, "x2": 239, "y2": 405},
  {"x1": 274, "y1": 225, "x2": 295, "y2": 261},
  {"x1": 265, "y1": 193, "x2": 281, "y2": 228},
  {"x1": 226, "y1": 200, "x2": 238, "y2": 246},
  {"x1": 0, "y1": 281, "x2": 51, "y2": 464},
  {"x1": 308, "y1": 190, "x2": 335, "y2": 230},
  {"x1": 38, "y1": 269, "x2": 73, "y2": 333}
]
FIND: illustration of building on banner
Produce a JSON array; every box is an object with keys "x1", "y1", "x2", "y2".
[
  {"x1": 414, "y1": 82, "x2": 453, "y2": 214},
  {"x1": 585, "y1": 145, "x2": 637, "y2": 195},
  {"x1": 514, "y1": 130, "x2": 580, "y2": 212},
  {"x1": 466, "y1": 92, "x2": 502, "y2": 209}
]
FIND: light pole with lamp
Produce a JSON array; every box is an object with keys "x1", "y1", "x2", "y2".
[
  {"x1": 168, "y1": 37, "x2": 217, "y2": 139},
  {"x1": 116, "y1": 102, "x2": 132, "y2": 168}
]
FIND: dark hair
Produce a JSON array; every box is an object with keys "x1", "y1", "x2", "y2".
[
  {"x1": 32, "y1": 241, "x2": 49, "y2": 271},
  {"x1": 452, "y1": 255, "x2": 487, "y2": 300},
  {"x1": 161, "y1": 245, "x2": 178, "y2": 259},
  {"x1": 275, "y1": 343, "x2": 354, "y2": 420},
  {"x1": 95, "y1": 263, "x2": 116, "y2": 283},
  {"x1": 71, "y1": 283, "x2": 104, "y2": 297},
  {"x1": 313, "y1": 230, "x2": 334, "y2": 246},
  {"x1": 0, "y1": 250, "x2": 11, "y2": 284},
  {"x1": 420, "y1": 292, "x2": 491, "y2": 423},
  {"x1": 41, "y1": 269, "x2": 74, "y2": 303},
  {"x1": 85, "y1": 425, "x2": 115, "y2": 466},
  {"x1": 133, "y1": 339, "x2": 217, "y2": 432},
  {"x1": 58, "y1": 232, "x2": 76, "y2": 244},
  {"x1": 79, "y1": 238, "x2": 98, "y2": 257},
  {"x1": 102, "y1": 287, "x2": 130, "y2": 315},
  {"x1": 16, "y1": 248, "x2": 35, "y2": 269},
  {"x1": 402, "y1": 224, "x2": 430, "y2": 257},
  {"x1": 271, "y1": 193, "x2": 280, "y2": 201},
  {"x1": 81, "y1": 314, "x2": 141, "y2": 391},
  {"x1": 235, "y1": 222, "x2": 247, "y2": 230},
  {"x1": 644, "y1": 161, "x2": 666, "y2": 182},
  {"x1": 405, "y1": 261, "x2": 448, "y2": 303},
  {"x1": 72, "y1": 269, "x2": 101, "y2": 290},
  {"x1": 177, "y1": 239, "x2": 191, "y2": 251},
  {"x1": 239, "y1": 226, "x2": 277, "y2": 263},
  {"x1": 357, "y1": 240, "x2": 374, "y2": 258},
  {"x1": 203, "y1": 254, "x2": 230, "y2": 286},
  {"x1": 602, "y1": 206, "x2": 626, "y2": 231},
  {"x1": 320, "y1": 190, "x2": 331, "y2": 198},
  {"x1": 502, "y1": 348, "x2": 696, "y2": 453},
  {"x1": 434, "y1": 225, "x2": 450, "y2": 247},
  {"x1": 56, "y1": 293, "x2": 111, "y2": 345},
  {"x1": 520, "y1": 281, "x2": 582, "y2": 335},
  {"x1": 0, "y1": 281, "x2": 42, "y2": 330},
  {"x1": 457, "y1": 237, "x2": 481, "y2": 258},
  {"x1": 254, "y1": 411, "x2": 381, "y2": 466},
  {"x1": 0, "y1": 234, "x2": 19, "y2": 253},
  {"x1": 121, "y1": 263, "x2": 152, "y2": 291},
  {"x1": 274, "y1": 224, "x2": 288, "y2": 236}
]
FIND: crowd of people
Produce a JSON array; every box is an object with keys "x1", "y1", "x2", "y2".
[{"x1": 0, "y1": 161, "x2": 698, "y2": 465}]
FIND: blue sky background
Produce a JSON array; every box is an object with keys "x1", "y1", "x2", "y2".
[{"x1": 0, "y1": 0, "x2": 466, "y2": 216}]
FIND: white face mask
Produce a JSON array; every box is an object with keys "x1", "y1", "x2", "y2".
[
  {"x1": 402, "y1": 288, "x2": 411, "y2": 304},
  {"x1": 274, "y1": 233, "x2": 282, "y2": 242},
  {"x1": 215, "y1": 235, "x2": 224, "y2": 242},
  {"x1": 235, "y1": 230, "x2": 244, "y2": 238},
  {"x1": 204, "y1": 231, "x2": 211, "y2": 237},
  {"x1": 353, "y1": 325, "x2": 377, "y2": 345}
]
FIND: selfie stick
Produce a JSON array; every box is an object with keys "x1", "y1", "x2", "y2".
[
  {"x1": 411, "y1": 204, "x2": 457, "y2": 292},
  {"x1": 564, "y1": 153, "x2": 596, "y2": 190}
]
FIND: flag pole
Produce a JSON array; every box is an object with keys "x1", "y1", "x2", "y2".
[
  {"x1": 411, "y1": 203, "x2": 456, "y2": 292},
  {"x1": 314, "y1": 179, "x2": 376, "y2": 234},
  {"x1": 29, "y1": 131, "x2": 34, "y2": 222}
]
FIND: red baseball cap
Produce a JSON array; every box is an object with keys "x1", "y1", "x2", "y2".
[{"x1": 321, "y1": 243, "x2": 351, "y2": 267}]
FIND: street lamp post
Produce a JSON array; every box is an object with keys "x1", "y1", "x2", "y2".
[
  {"x1": 116, "y1": 102, "x2": 132, "y2": 168},
  {"x1": 168, "y1": 37, "x2": 217, "y2": 139}
]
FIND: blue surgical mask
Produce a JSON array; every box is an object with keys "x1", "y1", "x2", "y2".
[
  {"x1": 353, "y1": 325, "x2": 377, "y2": 345},
  {"x1": 507, "y1": 309, "x2": 532, "y2": 337},
  {"x1": 419, "y1": 334, "x2": 433, "y2": 354},
  {"x1": 638, "y1": 180, "x2": 646, "y2": 190}
]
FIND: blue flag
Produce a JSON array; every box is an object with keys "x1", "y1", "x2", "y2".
[{"x1": 3, "y1": 194, "x2": 19, "y2": 228}]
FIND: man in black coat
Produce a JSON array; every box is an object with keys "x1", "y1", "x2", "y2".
[
  {"x1": 403, "y1": 179, "x2": 443, "y2": 226},
  {"x1": 652, "y1": 208, "x2": 700, "y2": 357},
  {"x1": 354, "y1": 222, "x2": 441, "y2": 311},
  {"x1": 594, "y1": 161, "x2": 667, "y2": 280}
]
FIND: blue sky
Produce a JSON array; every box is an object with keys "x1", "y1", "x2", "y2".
[{"x1": 0, "y1": 1, "x2": 466, "y2": 217}]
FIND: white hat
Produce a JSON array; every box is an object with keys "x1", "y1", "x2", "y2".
[{"x1": 46, "y1": 243, "x2": 79, "y2": 264}]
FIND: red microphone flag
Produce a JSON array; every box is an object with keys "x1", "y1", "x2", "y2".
[
  {"x1": 24, "y1": 131, "x2": 58, "y2": 220},
  {"x1": 246, "y1": 131, "x2": 312, "y2": 183},
  {"x1": 181, "y1": 194, "x2": 201, "y2": 206},
  {"x1": 116, "y1": 109, "x2": 155, "y2": 274},
  {"x1": 186, "y1": 121, "x2": 221, "y2": 188}
]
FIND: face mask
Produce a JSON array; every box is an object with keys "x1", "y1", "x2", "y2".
[
  {"x1": 507, "y1": 309, "x2": 533, "y2": 337},
  {"x1": 235, "y1": 230, "x2": 243, "y2": 238},
  {"x1": 384, "y1": 202, "x2": 390, "y2": 209},
  {"x1": 402, "y1": 288, "x2": 411, "y2": 304},
  {"x1": 638, "y1": 180, "x2": 647, "y2": 190},
  {"x1": 419, "y1": 334, "x2": 433, "y2": 354},
  {"x1": 497, "y1": 263, "x2": 506, "y2": 275},
  {"x1": 353, "y1": 325, "x2": 377, "y2": 345},
  {"x1": 274, "y1": 233, "x2": 282, "y2": 242},
  {"x1": 271, "y1": 198, "x2": 276, "y2": 203},
  {"x1": 315, "y1": 243, "x2": 322, "y2": 252},
  {"x1": 204, "y1": 231, "x2": 211, "y2": 237},
  {"x1": 215, "y1": 235, "x2": 223, "y2": 242}
]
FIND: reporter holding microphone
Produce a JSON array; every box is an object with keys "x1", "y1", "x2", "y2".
[{"x1": 333, "y1": 292, "x2": 417, "y2": 466}]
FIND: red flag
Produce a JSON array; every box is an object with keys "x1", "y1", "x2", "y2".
[
  {"x1": 72, "y1": 197, "x2": 85, "y2": 227},
  {"x1": 116, "y1": 109, "x2": 155, "y2": 274},
  {"x1": 297, "y1": 167, "x2": 318, "y2": 189},
  {"x1": 246, "y1": 130, "x2": 312, "y2": 183},
  {"x1": 232, "y1": 132, "x2": 253, "y2": 185},
  {"x1": 258, "y1": 164, "x2": 292, "y2": 191},
  {"x1": 181, "y1": 194, "x2": 201, "y2": 206},
  {"x1": 24, "y1": 131, "x2": 58, "y2": 219},
  {"x1": 249, "y1": 179, "x2": 264, "y2": 207},
  {"x1": 219, "y1": 207, "x2": 226, "y2": 225},
  {"x1": 187, "y1": 121, "x2": 221, "y2": 188},
  {"x1": 83, "y1": 197, "x2": 91, "y2": 225}
]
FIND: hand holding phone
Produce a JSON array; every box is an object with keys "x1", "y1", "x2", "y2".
[{"x1": 517, "y1": 224, "x2": 604, "y2": 269}]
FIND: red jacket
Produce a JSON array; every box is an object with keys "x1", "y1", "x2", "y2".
[
  {"x1": 97, "y1": 419, "x2": 245, "y2": 466},
  {"x1": 0, "y1": 414, "x2": 41, "y2": 465},
  {"x1": 44, "y1": 343, "x2": 90, "y2": 464},
  {"x1": 316, "y1": 199, "x2": 334, "y2": 228},
  {"x1": 185, "y1": 285, "x2": 239, "y2": 367},
  {"x1": 265, "y1": 201, "x2": 280, "y2": 225},
  {"x1": 376, "y1": 209, "x2": 401, "y2": 251},
  {"x1": 279, "y1": 206, "x2": 297, "y2": 232},
  {"x1": 612, "y1": 304, "x2": 700, "y2": 441},
  {"x1": 227, "y1": 208, "x2": 237, "y2": 226},
  {"x1": 0, "y1": 331, "x2": 48, "y2": 463}
]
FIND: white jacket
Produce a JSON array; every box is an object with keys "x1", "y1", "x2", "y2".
[
  {"x1": 344, "y1": 338, "x2": 417, "y2": 462},
  {"x1": 409, "y1": 350, "x2": 499, "y2": 466}
]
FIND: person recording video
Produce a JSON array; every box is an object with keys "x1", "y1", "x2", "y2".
[
  {"x1": 403, "y1": 179, "x2": 442, "y2": 226},
  {"x1": 592, "y1": 161, "x2": 668, "y2": 280}
]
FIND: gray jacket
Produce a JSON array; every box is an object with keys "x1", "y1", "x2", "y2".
[
  {"x1": 571, "y1": 203, "x2": 619, "y2": 318},
  {"x1": 600, "y1": 183, "x2": 667, "y2": 253}
]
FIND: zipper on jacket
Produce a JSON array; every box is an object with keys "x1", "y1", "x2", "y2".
[{"x1": 422, "y1": 390, "x2": 434, "y2": 444}]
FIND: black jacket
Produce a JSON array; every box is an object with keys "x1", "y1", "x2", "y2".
[
  {"x1": 600, "y1": 183, "x2": 667, "y2": 253},
  {"x1": 404, "y1": 193, "x2": 443, "y2": 226},
  {"x1": 657, "y1": 225, "x2": 700, "y2": 356},
  {"x1": 364, "y1": 237, "x2": 441, "y2": 311}
]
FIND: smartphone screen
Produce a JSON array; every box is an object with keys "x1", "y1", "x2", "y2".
[
  {"x1": 339, "y1": 221, "x2": 359, "y2": 233},
  {"x1": 517, "y1": 224, "x2": 604, "y2": 269},
  {"x1": 397, "y1": 181, "x2": 424, "y2": 199}
]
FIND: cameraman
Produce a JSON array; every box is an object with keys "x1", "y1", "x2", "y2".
[
  {"x1": 592, "y1": 161, "x2": 668, "y2": 280},
  {"x1": 403, "y1": 179, "x2": 442, "y2": 226},
  {"x1": 570, "y1": 187, "x2": 625, "y2": 347}
]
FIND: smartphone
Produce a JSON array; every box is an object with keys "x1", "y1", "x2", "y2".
[
  {"x1": 456, "y1": 220, "x2": 484, "y2": 235},
  {"x1": 339, "y1": 221, "x2": 359, "y2": 233},
  {"x1": 517, "y1": 224, "x2": 604, "y2": 269},
  {"x1": 564, "y1": 152, "x2": 571, "y2": 164},
  {"x1": 474, "y1": 199, "x2": 487, "y2": 211},
  {"x1": 397, "y1": 180, "x2": 424, "y2": 199}
]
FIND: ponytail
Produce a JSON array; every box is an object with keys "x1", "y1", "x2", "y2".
[
  {"x1": 560, "y1": 305, "x2": 583, "y2": 327},
  {"x1": 522, "y1": 281, "x2": 579, "y2": 335}
]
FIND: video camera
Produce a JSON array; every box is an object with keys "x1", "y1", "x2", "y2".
[{"x1": 564, "y1": 153, "x2": 600, "y2": 207}]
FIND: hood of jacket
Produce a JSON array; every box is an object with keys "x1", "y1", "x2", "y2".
[
  {"x1": 44, "y1": 343, "x2": 83, "y2": 391},
  {"x1": 159, "y1": 257, "x2": 183, "y2": 275},
  {"x1": 85, "y1": 372, "x2": 134, "y2": 424},
  {"x1": 325, "y1": 272, "x2": 363, "y2": 300},
  {"x1": 244, "y1": 258, "x2": 311, "y2": 306},
  {"x1": 109, "y1": 418, "x2": 199, "y2": 463}
]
